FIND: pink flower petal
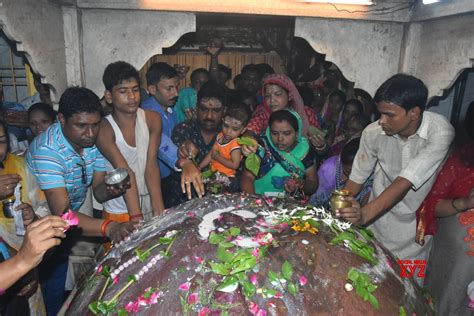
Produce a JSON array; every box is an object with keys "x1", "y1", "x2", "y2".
[
  {"x1": 125, "y1": 301, "x2": 140, "y2": 313},
  {"x1": 198, "y1": 307, "x2": 210, "y2": 316},
  {"x1": 179, "y1": 282, "x2": 190, "y2": 291},
  {"x1": 147, "y1": 291, "x2": 160, "y2": 305},
  {"x1": 250, "y1": 274, "x2": 258, "y2": 286},
  {"x1": 62, "y1": 210, "x2": 79, "y2": 225},
  {"x1": 256, "y1": 309, "x2": 267, "y2": 316},
  {"x1": 255, "y1": 199, "x2": 262, "y2": 205},
  {"x1": 186, "y1": 212, "x2": 196, "y2": 218},
  {"x1": 96, "y1": 264, "x2": 103, "y2": 275},
  {"x1": 268, "y1": 302, "x2": 276, "y2": 308},
  {"x1": 252, "y1": 248, "x2": 259, "y2": 260},
  {"x1": 113, "y1": 276, "x2": 119, "y2": 284},
  {"x1": 249, "y1": 302, "x2": 259, "y2": 315},
  {"x1": 195, "y1": 256, "x2": 204, "y2": 264},
  {"x1": 299, "y1": 275, "x2": 308, "y2": 286},
  {"x1": 188, "y1": 292, "x2": 199, "y2": 304},
  {"x1": 274, "y1": 292, "x2": 283, "y2": 298}
]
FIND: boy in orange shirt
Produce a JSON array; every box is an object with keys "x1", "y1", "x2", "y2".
[{"x1": 199, "y1": 104, "x2": 250, "y2": 177}]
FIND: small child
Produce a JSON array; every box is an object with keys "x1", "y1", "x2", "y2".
[{"x1": 199, "y1": 103, "x2": 250, "y2": 177}]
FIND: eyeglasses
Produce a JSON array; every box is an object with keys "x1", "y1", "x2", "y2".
[{"x1": 76, "y1": 160, "x2": 87, "y2": 184}]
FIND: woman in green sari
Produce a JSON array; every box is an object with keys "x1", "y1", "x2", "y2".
[{"x1": 241, "y1": 109, "x2": 318, "y2": 197}]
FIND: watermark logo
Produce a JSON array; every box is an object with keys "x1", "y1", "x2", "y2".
[{"x1": 397, "y1": 259, "x2": 427, "y2": 278}]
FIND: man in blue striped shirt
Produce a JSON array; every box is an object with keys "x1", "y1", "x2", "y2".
[{"x1": 26, "y1": 87, "x2": 136, "y2": 315}]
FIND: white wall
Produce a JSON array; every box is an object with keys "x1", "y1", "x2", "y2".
[
  {"x1": 295, "y1": 17, "x2": 405, "y2": 96},
  {"x1": 0, "y1": 0, "x2": 67, "y2": 100},
  {"x1": 80, "y1": 10, "x2": 195, "y2": 96},
  {"x1": 409, "y1": 13, "x2": 474, "y2": 97}
]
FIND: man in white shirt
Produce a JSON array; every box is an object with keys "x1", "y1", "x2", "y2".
[{"x1": 337, "y1": 74, "x2": 454, "y2": 270}]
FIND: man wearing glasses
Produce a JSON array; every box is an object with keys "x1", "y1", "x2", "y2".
[{"x1": 26, "y1": 87, "x2": 135, "y2": 315}]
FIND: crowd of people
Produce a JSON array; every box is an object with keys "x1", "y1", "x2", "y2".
[{"x1": 0, "y1": 49, "x2": 472, "y2": 315}]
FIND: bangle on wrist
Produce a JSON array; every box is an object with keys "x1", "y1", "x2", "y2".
[
  {"x1": 315, "y1": 143, "x2": 326, "y2": 150},
  {"x1": 101, "y1": 219, "x2": 113, "y2": 237},
  {"x1": 177, "y1": 158, "x2": 193, "y2": 168},
  {"x1": 130, "y1": 213, "x2": 143, "y2": 221},
  {"x1": 451, "y1": 198, "x2": 466, "y2": 213}
]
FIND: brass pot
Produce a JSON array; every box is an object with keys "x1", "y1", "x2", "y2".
[{"x1": 330, "y1": 189, "x2": 352, "y2": 212}]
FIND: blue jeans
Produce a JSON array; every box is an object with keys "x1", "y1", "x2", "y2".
[{"x1": 39, "y1": 247, "x2": 69, "y2": 316}]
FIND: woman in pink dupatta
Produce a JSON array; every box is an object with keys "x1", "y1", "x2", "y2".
[{"x1": 246, "y1": 74, "x2": 328, "y2": 153}]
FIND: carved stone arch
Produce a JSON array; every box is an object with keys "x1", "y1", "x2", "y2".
[
  {"x1": 0, "y1": 1, "x2": 66, "y2": 101},
  {"x1": 295, "y1": 17, "x2": 404, "y2": 97},
  {"x1": 80, "y1": 10, "x2": 196, "y2": 96}
]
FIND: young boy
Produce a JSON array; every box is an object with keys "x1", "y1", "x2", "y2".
[
  {"x1": 199, "y1": 104, "x2": 250, "y2": 177},
  {"x1": 96, "y1": 61, "x2": 164, "y2": 222}
]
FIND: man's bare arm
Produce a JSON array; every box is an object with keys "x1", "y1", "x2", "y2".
[
  {"x1": 95, "y1": 119, "x2": 142, "y2": 217},
  {"x1": 145, "y1": 110, "x2": 165, "y2": 215}
]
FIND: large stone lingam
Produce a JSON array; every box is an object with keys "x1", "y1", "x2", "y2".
[{"x1": 65, "y1": 194, "x2": 433, "y2": 315}]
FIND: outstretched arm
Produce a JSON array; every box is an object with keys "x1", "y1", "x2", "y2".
[
  {"x1": 198, "y1": 151, "x2": 212, "y2": 170},
  {"x1": 0, "y1": 216, "x2": 67, "y2": 291},
  {"x1": 240, "y1": 169, "x2": 256, "y2": 194},
  {"x1": 145, "y1": 110, "x2": 165, "y2": 215}
]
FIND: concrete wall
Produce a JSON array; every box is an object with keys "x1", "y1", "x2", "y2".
[
  {"x1": 80, "y1": 10, "x2": 195, "y2": 96},
  {"x1": 296, "y1": 17, "x2": 404, "y2": 96},
  {"x1": 408, "y1": 13, "x2": 474, "y2": 97},
  {"x1": 1, "y1": 1, "x2": 472, "y2": 100},
  {"x1": 0, "y1": 0, "x2": 67, "y2": 100}
]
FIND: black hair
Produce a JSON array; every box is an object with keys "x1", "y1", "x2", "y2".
[
  {"x1": 197, "y1": 81, "x2": 227, "y2": 106},
  {"x1": 297, "y1": 86, "x2": 314, "y2": 106},
  {"x1": 350, "y1": 114, "x2": 371, "y2": 130},
  {"x1": 241, "y1": 64, "x2": 260, "y2": 75},
  {"x1": 58, "y1": 87, "x2": 103, "y2": 120},
  {"x1": 341, "y1": 137, "x2": 361, "y2": 166},
  {"x1": 0, "y1": 118, "x2": 9, "y2": 151},
  {"x1": 465, "y1": 101, "x2": 474, "y2": 140},
  {"x1": 190, "y1": 68, "x2": 209, "y2": 81},
  {"x1": 218, "y1": 64, "x2": 232, "y2": 80},
  {"x1": 374, "y1": 73, "x2": 428, "y2": 111},
  {"x1": 344, "y1": 99, "x2": 364, "y2": 114},
  {"x1": 230, "y1": 89, "x2": 256, "y2": 103},
  {"x1": 224, "y1": 103, "x2": 251, "y2": 126},
  {"x1": 256, "y1": 63, "x2": 275, "y2": 76},
  {"x1": 146, "y1": 62, "x2": 178, "y2": 86},
  {"x1": 102, "y1": 61, "x2": 140, "y2": 91},
  {"x1": 269, "y1": 110, "x2": 299, "y2": 133},
  {"x1": 329, "y1": 90, "x2": 346, "y2": 102},
  {"x1": 27, "y1": 102, "x2": 57, "y2": 121},
  {"x1": 233, "y1": 74, "x2": 244, "y2": 88}
]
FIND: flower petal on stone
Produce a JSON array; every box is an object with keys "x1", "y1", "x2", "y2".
[
  {"x1": 198, "y1": 307, "x2": 210, "y2": 316},
  {"x1": 250, "y1": 274, "x2": 258, "y2": 285},
  {"x1": 249, "y1": 302, "x2": 259, "y2": 315},
  {"x1": 256, "y1": 309, "x2": 267, "y2": 316},
  {"x1": 188, "y1": 292, "x2": 199, "y2": 304},
  {"x1": 299, "y1": 275, "x2": 308, "y2": 286},
  {"x1": 252, "y1": 248, "x2": 259, "y2": 258},
  {"x1": 125, "y1": 301, "x2": 140, "y2": 313},
  {"x1": 179, "y1": 282, "x2": 190, "y2": 291}
]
